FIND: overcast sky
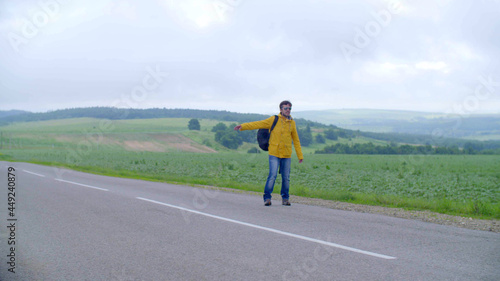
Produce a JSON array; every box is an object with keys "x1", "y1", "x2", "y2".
[{"x1": 0, "y1": 0, "x2": 499, "y2": 115}]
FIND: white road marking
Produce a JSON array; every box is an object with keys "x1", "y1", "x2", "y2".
[
  {"x1": 23, "y1": 170, "x2": 46, "y2": 177},
  {"x1": 136, "y1": 197, "x2": 397, "y2": 260},
  {"x1": 55, "y1": 179, "x2": 109, "y2": 191}
]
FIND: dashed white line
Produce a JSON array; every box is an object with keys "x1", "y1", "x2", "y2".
[
  {"x1": 136, "y1": 197, "x2": 396, "y2": 260},
  {"x1": 23, "y1": 170, "x2": 46, "y2": 177},
  {"x1": 55, "y1": 179, "x2": 109, "y2": 191}
]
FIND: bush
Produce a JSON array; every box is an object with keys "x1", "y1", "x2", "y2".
[
  {"x1": 211, "y1": 122, "x2": 227, "y2": 132},
  {"x1": 315, "y1": 134, "x2": 326, "y2": 144},
  {"x1": 188, "y1": 119, "x2": 200, "y2": 130},
  {"x1": 247, "y1": 147, "x2": 261, "y2": 153}
]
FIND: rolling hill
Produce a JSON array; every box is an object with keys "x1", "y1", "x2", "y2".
[
  {"x1": 293, "y1": 109, "x2": 500, "y2": 140},
  {"x1": 1, "y1": 107, "x2": 500, "y2": 153}
]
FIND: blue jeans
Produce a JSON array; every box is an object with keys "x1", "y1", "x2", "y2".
[{"x1": 263, "y1": 155, "x2": 291, "y2": 201}]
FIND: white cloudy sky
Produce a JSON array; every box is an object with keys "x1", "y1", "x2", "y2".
[{"x1": 0, "y1": 0, "x2": 499, "y2": 114}]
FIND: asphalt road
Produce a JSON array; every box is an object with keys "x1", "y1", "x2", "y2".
[{"x1": 0, "y1": 161, "x2": 499, "y2": 280}]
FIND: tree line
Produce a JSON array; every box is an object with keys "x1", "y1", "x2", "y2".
[
  {"x1": 0, "y1": 107, "x2": 325, "y2": 128},
  {"x1": 191, "y1": 119, "x2": 500, "y2": 154},
  {"x1": 315, "y1": 142, "x2": 499, "y2": 155}
]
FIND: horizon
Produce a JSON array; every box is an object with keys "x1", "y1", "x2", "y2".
[{"x1": 1, "y1": 106, "x2": 499, "y2": 117}]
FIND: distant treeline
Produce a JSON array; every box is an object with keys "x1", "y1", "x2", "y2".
[
  {"x1": 0, "y1": 107, "x2": 326, "y2": 128},
  {"x1": 357, "y1": 131, "x2": 500, "y2": 152},
  {"x1": 315, "y1": 142, "x2": 500, "y2": 155},
  {"x1": 0, "y1": 110, "x2": 29, "y2": 119}
]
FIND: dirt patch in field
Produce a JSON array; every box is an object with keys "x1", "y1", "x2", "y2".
[
  {"x1": 54, "y1": 135, "x2": 77, "y2": 142},
  {"x1": 53, "y1": 133, "x2": 216, "y2": 153},
  {"x1": 148, "y1": 134, "x2": 216, "y2": 153},
  {"x1": 123, "y1": 141, "x2": 165, "y2": 152},
  {"x1": 54, "y1": 134, "x2": 125, "y2": 147}
]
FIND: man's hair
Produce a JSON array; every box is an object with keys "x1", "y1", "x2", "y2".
[{"x1": 279, "y1": 100, "x2": 292, "y2": 109}]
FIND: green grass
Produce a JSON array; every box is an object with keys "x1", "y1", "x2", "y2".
[
  {"x1": 1, "y1": 117, "x2": 499, "y2": 219},
  {"x1": 1, "y1": 148, "x2": 499, "y2": 219}
]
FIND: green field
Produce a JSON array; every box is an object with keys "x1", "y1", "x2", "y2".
[{"x1": 1, "y1": 118, "x2": 499, "y2": 219}]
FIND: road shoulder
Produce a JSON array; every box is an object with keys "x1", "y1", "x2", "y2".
[{"x1": 192, "y1": 184, "x2": 500, "y2": 233}]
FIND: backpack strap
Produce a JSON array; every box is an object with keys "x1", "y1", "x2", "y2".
[{"x1": 270, "y1": 115, "x2": 279, "y2": 133}]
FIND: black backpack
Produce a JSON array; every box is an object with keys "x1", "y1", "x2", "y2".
[{"x1": 257, "y1": 115, "x2": 279, "y2": 151}]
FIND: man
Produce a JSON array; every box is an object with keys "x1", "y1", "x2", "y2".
[{"x1": 234, "y1": 101, "x2": 303, "y2": 206}]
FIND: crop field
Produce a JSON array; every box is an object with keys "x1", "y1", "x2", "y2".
[{"x1": 1, "y1": 118, "x2": 499, "y2": 218}]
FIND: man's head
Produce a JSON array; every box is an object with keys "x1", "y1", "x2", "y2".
[{"x1": 279, "y1": 100, "x2": 292, "y2": 118}]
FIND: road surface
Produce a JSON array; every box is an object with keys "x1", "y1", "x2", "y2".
[{"x1": 0, "y1": 162, "x2": 499, "y2": 280}]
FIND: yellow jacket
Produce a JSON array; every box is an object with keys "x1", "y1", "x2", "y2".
[{"x1": 240, "y1": 113, "x2": 303, "y2": 160}]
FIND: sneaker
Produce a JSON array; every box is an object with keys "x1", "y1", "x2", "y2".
[
  {"x1": 264, "y1": 199, "x2": 272, "y2": 206},
  {"x1": 282, "y1": 199, "x2": 291, "y2": 206}
]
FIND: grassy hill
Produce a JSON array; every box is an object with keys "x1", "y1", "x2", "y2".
[
  {"x1": 0, "y1": 117, "x2": 229, "y2": 153},
  {"x1": 0, "y1": 117, "x2": 388, "y2": 155},
  {"x1": 2, "y1": 107, "x2": 500, "y2": 154}
]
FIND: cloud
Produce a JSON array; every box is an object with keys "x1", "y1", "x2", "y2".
[
  {"x1": 0, "y1": 0, "x2": 499, "y2": 114},
  {"x1": 415, "y1": 61, "x2": 448, "y2": 72}
]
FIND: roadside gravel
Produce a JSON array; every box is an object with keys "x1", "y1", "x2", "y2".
[
  {"x1": 196, "y1": 185, "x2": 500, "y2": 233},
  {"x1": 290, "y1": 195, "x2": 500, "y2": 233}
]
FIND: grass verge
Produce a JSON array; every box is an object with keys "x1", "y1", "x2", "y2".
[
  {"x1": 3, "y1": 157, "x2": 498, "y2": 220},
  {"x1": 289, "y1": 183, "x2": 499, "y2": 219}
]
